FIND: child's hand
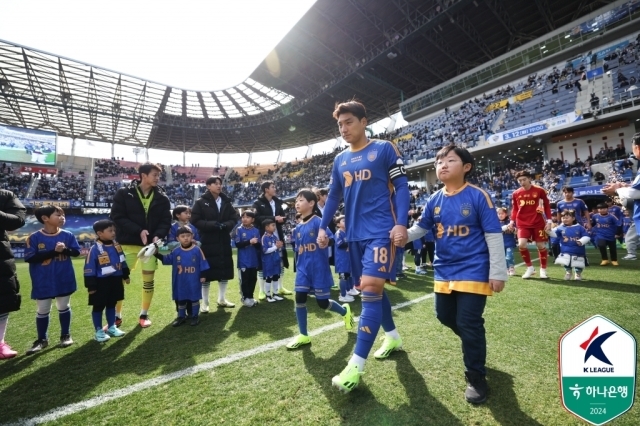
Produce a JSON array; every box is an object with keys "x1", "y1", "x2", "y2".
[
  {"x1": 55, "y1": 242, "x2": 66, "y2": 252},
  {"x1": 124, "y1": 278, "x2": 131, "y2": 284},
  {"x1": 88, "y1": 290, "x2": 96, "y2": 294},
  {"x1": 200, "y1": 277, "x2": 206, "y2": 283},
  {"x1": 577, "y1": 242, "x2": 582, "y2": 246},
  {"x1": 250, "y1": 237, "x2": 258, "y2": 244},
  {"x1": 276, "y1": 240, "x2": 283, "y2": 248}
]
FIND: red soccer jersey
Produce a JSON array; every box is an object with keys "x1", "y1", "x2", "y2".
[{"x1": 510, "y1": 184, "x2": 552, "y2": 228}]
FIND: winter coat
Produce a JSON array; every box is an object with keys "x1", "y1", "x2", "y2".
[
  {"x1": 252, "y1": 195, "x2": 289, "y2": 269},
  {"x1": 109, "y1": 181, "x2": 172, "y2": 246},
  {"x1": 0, "y1": 189, "x2": 26, "y2": 314},
  {"x1": 191, "y1": 191, "x2": 239, "y2": 282}
]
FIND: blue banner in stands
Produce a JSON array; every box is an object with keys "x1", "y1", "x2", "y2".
[
  {"x1": 586, "y1": 67, "x2": 604, "y2": 79},
  {"x1": 573, "y1": 185, "x2": 605, "y2": 197},
  {"x1": 486, "y1": 112, "x2": 582, "y2": 144}
]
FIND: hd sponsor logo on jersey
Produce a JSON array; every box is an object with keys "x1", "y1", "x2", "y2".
[
  {"x1": 559, "y1": 315, "x2": 636, "y2": 425},
  {"x1": 343, "y1": 170, "x2": 371, "y2": 187}
]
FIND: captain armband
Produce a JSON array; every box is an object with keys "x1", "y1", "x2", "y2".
[{"x1": 388, "y1": 160, "x2": 406, "y2": 182}]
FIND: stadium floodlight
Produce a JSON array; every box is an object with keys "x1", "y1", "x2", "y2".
[{"x1": 0, "y1": 0, "x2": 316, "y2": 91}]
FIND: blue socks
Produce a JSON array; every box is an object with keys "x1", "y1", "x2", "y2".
[
  {"x1": 191, "y1": 302, "x2": 200, "y2": 318},
  {"x1": 92, "y1": 312, "x2": 102, "y2": 331},
  {"x1": 106, "y1": 307, "x2": 116, "y2": 327},
  {"x1": 339, "y1": 279, "x2": 348, "y2": 297},
  {"x1": 296, "y1": 303, "x2": 308, "y2": 335},
  {"x1": 381, "y1": 291, "x2": 396, "y2": 332},
  {"x1": 328, "y1": 300, "x2": 347, "y2": 316},
  {"x1": 354, "y1": 291, "x2": 383, "y2": 358},
  {"x1": 59, "y1": 308, "x2": 71, "y2": 336},
  {"x1": 36, "y1": 313, "x2": 49, "y2": 340}
]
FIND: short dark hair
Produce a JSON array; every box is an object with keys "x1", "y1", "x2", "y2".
[
  {"x1": 596, "y1": 203, "x2": 608, "y2": 209},
  {"x1": 631, "y1": 132, "x2": 640, "y2": 146},
  {"x1": 261, "y1": 180, "x2": 275, "y2": 194},
  {"x1": 315, "y1": 188, "x2": 328, "y2": 197},
  {"x1": 296, "y1": 189, "x2": 317, "y2": 204},
  {"x1": 206, "y1": 176, "x2": 222, "y2": 186},
  {"x1": 435, "y1": 145, "x2": 475, "y2": 178},
  {"x1": 138, "y1": 163, "x2": 162, "y2": 177},
  {"x1": 93, "y1": 219, "x2": 115, "y2": 233},
  {"x1": 332, "y1": 100, "x2": 367, "y2": 121},
  {"x1": 560, "y1": 209, "x2": 576, "y2": 217},
  {"x1": 334, "y1": 215, "x2": 345, "y2": 224},
  {"x1": 172, "y1": 205, "x2": 190, "y2": 220},
  {"x1": 34, "y1": 205, "x2": 64, "y2": 224},
  {"x1": 262, "y1": 218, "x2": 275, "y2": 227},
  {"x1": 241, "y1": 210, "x2": 256, "y2": 219},
  {"x1": 514, "y1": 170, "x2": 532, "y2": 179},
  {"x1": 562, "y1": 186, "x2": 574, "y2": 193},
  {"x1": 176, "y1": 225, "x2": 193, "y2": 237}
]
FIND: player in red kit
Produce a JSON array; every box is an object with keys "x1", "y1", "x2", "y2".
[{"x1": 508, "y1": 171, "x2": 553, "y2": 279}]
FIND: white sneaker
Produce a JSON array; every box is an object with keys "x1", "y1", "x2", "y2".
[
  {"x1": 622, "y1": 254, "x2": 637, "y2": 260},
  {"x1": 347, "y1": 288, "x2": 360, "y2": 296},
  {"x1": 266, "y1": 294, "x2": 276, "y2": 303},
  {"x1": 508, "y1": 267, "x2": 515, "y2": 276},
  {"x1": 574, "y1": 273, "x2": 582, "y2": 281},
  {"x1": 243, "y1": 298, "x2": 258, "y2": 307},
  {"x1": 564, "y1": 272, "x2": 572, "y2": 280},
  {"x1": 522, "y1": 267, "x2": 535, "y2": 279},
  {"x1": 539, "y1": 268, "x2": 548, "y2": 279},
  {"x1": 338, "y1": 295, "x2": 355, "y2": 303},
  {"x1": 272, "y1": 294, "x2": 284, "y2": 302},
  {"x1": 200, "y1": 304, "x2": 210, "y2": 314}
]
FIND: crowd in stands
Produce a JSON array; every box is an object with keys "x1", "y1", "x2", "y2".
[
  {"x1": 93, "y1": 180, "x2": 122, "y2": 202},
  {"x1": 33, "y1": 175, "x2": 87, "y2": 200},
  {"x1": 94, "y1": 158, "x2": 138, "y2": 178},
  {"x1": 0, "y1": 164, "x2": 31, "y2": 199}
]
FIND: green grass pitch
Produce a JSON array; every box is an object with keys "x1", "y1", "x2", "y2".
[{"x1": 1, "y1": 249, "x2": 639, "y2": 425}]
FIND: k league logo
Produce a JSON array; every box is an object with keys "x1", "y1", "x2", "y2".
[{"x1": 559, "y1": 315, "x2": 636, "y2": 425}]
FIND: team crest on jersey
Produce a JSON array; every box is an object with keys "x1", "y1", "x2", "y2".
[
  {"x1": 242, "y1": 232, "x2": 246, "y2": 237},
  {"x1": 177, "y1": 256, "x2": 181, "y2": 262},
  {"x1": 297, "y1": 232, "x2": 301, "y2": 239},
  {"x1": 38, "y1": 243, "x2": 45, "y2": 250},
  {"x1": 460, "y1": 203, "x2": 472, "y2": 217},
  {"x1": 533, "y1": 193, "x2": 538, "y2": 198},
  {"x1": 367, "y1": 150, "x2": 378, "y2": 162},
  {"x1": 434, "y1": 207, "x2": 441, "y2": 215},
  {"x1": 309, "y1": 231, "x2": 314, "y2": 237}
]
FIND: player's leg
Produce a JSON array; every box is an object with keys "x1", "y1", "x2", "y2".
[
  {"x1": 425, "y1": 241, "x2": 434, "y2": 266},
  {"x1": 505, "y1": 247, "x2": 515, "y2": 276},
  {"x1": 287, "y1": 280, "x2": 311, "y2": 349},
  {"x1": 55, "y1": 295, "x2": 73, "y2": 347},
  {"x1": 573, "y1": 266, "x2": 584, "y2": 280},
  {"x1": 27, "y1": 298, "x2": 52, "y2": 354},
  {"x1": 139, "y1": 254, "x2": 158, "y2": 327},
  {"x1": 92, "y1": 302, "x2": 110, "y2": 342},
  {"x1": 119, "y1": 244, "x2": 142, "y2": 326},
  {"x1": 338, "y1": 272, "x2": 353, "y2": 302},
  {"x1": 257, "y1": 270, "x2": 266, "y2": 300},
  {"x1": 535, "y1": 236, "x2": 549, "y2": 279},
  {"x1": 609, "y1": 240, "x2": 618, "y2": 264},
  {"x1": 598, "y1": 239, "x2": 609, "y2": 264},
  {"x1": 623, "y1": 223, "x2": 637, "y2": 259},
  {"x1": 563, "y1": 265, "x2": 572, "y2": 280},
  {"x1": 105, "y1": 300, "x2": 125, "y2": 336},
  {"x1": 517, "y1": 228, "x2": 535, "y2": 278},
  {"x1": 278, "y1": 263, "x2": 293, "y2": 295},
  {"x1": 314, "y1": 278, "x2": 353, "y2": 329},
  {"x1": 455, "y1": 292, "x2": 488, "y2": 404}
]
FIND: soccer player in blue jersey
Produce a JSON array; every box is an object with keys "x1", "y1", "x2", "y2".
[
  {"x1": 602, "y1": 133, "x2": 640, "y2": 252},
  {"x1": 24, "y1": 206, "x2": 81, "y2": 354},
  {"x1": 261, "y1": 219, "x2": 284, "y2": 303},
  {"x1": 591, "y1": 203, "x2": 621, "y2": 266},
  {"x1": 287, "y1": 190, "x2": 354, "y2": 349},
  {"x1": 553, "y1": 210, "x2": 591, "y2": 280},
  {"x1": 334, "y1": 215, "x2": 357, "y2": 302},
  {"x1": 316, "y1": 101, "x2": 410, "y2": 393},
  {"x1": 235, "y1": 210, "x2": 261, "y2": 307},
  {"x1": 167, "y1": 205, "x2": 200, "y2": 249},
  {"x1": 497, "y1": 207, "x2": 517, "y2": 276},
  {"x1": 155, "y1": 226, "x2": 209, "y2": 326},
  {"x1": 556, "y1": 187, "x2": 590, "y2": 229},
  {"x1": 84, "y1": 219, "x2": 130, "y2": 342},
  {"x1": 401, "y1": 145, "x2": 507, "y2": 404}
]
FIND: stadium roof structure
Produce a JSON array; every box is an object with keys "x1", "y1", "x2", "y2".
[{"x1": 0, "y1": 0, "x2": 617, "y2": 154}]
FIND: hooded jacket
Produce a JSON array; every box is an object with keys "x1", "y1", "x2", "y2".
[
  {"x1": 191, "y1": 190, "x2": 239, "y2": 281},
  {"x1": 0, "y1": 189, "x2": 26, "y2": 314},
  {"x1": 109, "y1": 181, "x2": 172, "y2": 246}
]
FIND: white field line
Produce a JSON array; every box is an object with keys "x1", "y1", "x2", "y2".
[{"x1": 6, "y1": 293, "x2": 435, "y2": 425}]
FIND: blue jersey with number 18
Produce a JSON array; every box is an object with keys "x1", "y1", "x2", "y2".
[{"x1": 328, "y1": 140, "x2": 406, "y2": 242}]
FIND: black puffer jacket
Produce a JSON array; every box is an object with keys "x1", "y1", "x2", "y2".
[
  {"x1": 109, "y1": 181, "x2": 172, "y2": 246},
  {"x1": 252, "y1": 195, "x2": 289, "y2": 269},
  {"x1": 191, "y1": 191, "x2": 239, "y2": 282},
  {"x1": 0, "y1": 189, "x2": 26, "y2": 314}
]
